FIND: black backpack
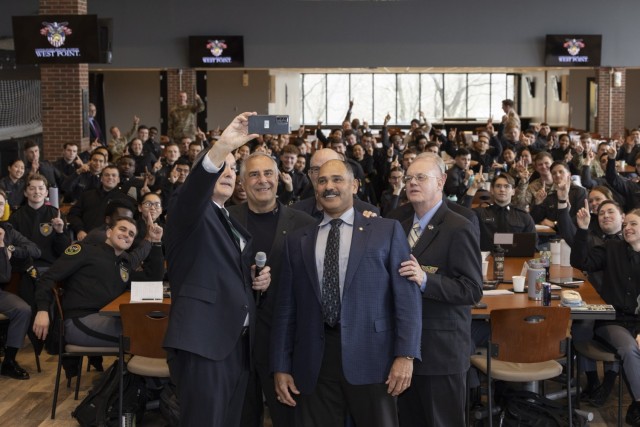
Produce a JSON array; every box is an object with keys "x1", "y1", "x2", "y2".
[
  {"x1": 72, "y1": 360, "x2": 147, "y2": 427},
  {"x1": 498, "y1": 389, "x2": 587, "y2": 427}
]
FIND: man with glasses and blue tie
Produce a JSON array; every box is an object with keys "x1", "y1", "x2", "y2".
[{"x1": 396, "y1": 152, "x2": 483, "y2": 427}]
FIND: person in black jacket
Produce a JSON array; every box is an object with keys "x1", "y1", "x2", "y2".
[
  {"x1": 0, "y1": 189, "x2": 41, "y2": 380},
  {"x1": 572, "y1": 205, "x2": 640, "y2": 425},
  {"x1": 32, "y1": 217, "x2": 163, "y2": 348}
]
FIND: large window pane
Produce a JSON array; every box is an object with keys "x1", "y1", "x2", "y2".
[
  {"x1": 467, "y1": 74, "x2": 491, "y2": 119},
  {"x1": 302, "y1": 74, "x2": 326, "y2": 124},
  {"x1": 373, "y1": 74, "x2": 396, "y2": 124},
  {"x1": 396, "y1": 74, "x2": 420, "y2": 125},
  {"x1": 420, "y1": 74, "x2": 444, "y2": 122},
  {"x1": 326, "y1": 74, "x2": 350, "y2": 124},
  {"x1": 444, "y1": 74, "x2": 467, "y2": 119},
  {"x1": 490, "y1": 74, "x2": 507, "y2": 121},
  {"x1": 507, "y1": 74, "x2": 516, "y2": 104},
  {"x1": 350, "y1": 74, "x2": 373, "y2": 125}
]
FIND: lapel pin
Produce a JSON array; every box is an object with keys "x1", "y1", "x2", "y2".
[
  {"x1": 427, "y1": 224, "x2": 434, "y2": 230},
  {"x1": 358, "y1": 227, "x2": 364, "y2": 231}
]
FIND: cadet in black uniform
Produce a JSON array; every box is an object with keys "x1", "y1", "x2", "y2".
[
  {"x1": 0, "y1": 189, "x2": 42, "y2": 380},
  {"x1": 32, "y1": 217, "x2": 163, "y2": 350},
  {"x1": 473, "y1": 174, "x2": 536, "y2": 251}
]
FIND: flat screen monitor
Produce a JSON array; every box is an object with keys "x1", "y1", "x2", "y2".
[
  {"x1": 189, "y1": 36, "x2": 244, "y2": 68},
  {"x1": 12, "y1": 15, "x2": 100, "y2": 64},
  {"x1": 544, "y1": 35, "x2": 602, "y2": 67}
]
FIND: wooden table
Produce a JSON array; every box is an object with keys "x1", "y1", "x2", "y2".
[
  {"x1": 473, "y1": 257, "x2": 612, "y2": 320},
  {"x1": 99, "y1": 291, "x2": 170, "y2": 316}
]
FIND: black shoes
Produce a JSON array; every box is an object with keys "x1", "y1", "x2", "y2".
[
  {"x1": 626, "y1": 401, "x2": 640, "y2": 426},
  {"x1": 88, "y1": 356, "x2": 104, "y2": 372},
  {"x1": 0, "y1": 359, "x2": 30, "y2": 380},
  {"x1": 587, "y1": 383, "x2": 614, "y2": 407}
]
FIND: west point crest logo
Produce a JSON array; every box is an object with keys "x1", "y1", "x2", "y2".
[
  {"x1": 563, "y1": 38, "x2": 585, "y2": 56},
  {"x1": 206, "y1": 40, "x2": 227, "y2": 57},
  {"x1": 40, "y1": 21, "x2": 72, "y2": 48},
  {"x1": 201, "y1": 39, "x2": 233, "y2": 64}
]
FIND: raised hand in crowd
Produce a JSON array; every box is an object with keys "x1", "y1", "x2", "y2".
[
  {"x1": 51, "y1": 210, "x2": 65, "y2": 234},
  {"x1": 576, "y1": 199, "x2": 591, "y2": 230}
]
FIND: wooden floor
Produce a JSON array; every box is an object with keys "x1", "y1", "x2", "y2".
[{"x1": 0, "y1": 342, "x2": 627, "y2": 426}]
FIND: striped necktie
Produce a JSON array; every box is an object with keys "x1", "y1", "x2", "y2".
[{"x1": 408, "y1": 222, "x2": 421, "y2": 249}]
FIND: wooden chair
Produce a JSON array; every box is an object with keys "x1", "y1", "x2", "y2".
[
  {"x1": 470, "y1": 307, "x2": 572, "y2": 427},
  {"x1": 574, "y1": 340, "x2": 623, "y2": 427},
  {"x1": 118, "y1": 302, "x2": 171, "y2": 421},
  {"x1": 50, "y1": 287, "x2": 119, "y2": 419}
]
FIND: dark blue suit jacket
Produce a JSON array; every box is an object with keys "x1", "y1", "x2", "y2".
[
  {"x1": 270, "y1": 210, "x2": 422, "y2": 394},
  {"x1": 164, "y1": 153, "x2": 255, "y2": 361}
]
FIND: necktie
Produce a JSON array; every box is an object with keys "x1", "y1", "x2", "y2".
[
  {"x1": 322, "y1": 219, "x2": 342, "y2": 327},
  {"x1": 221, "y1": 207, "x2": 243, "y2": 250},
  {"x1": 408, "y1": 222, "x2": 421, "y2": 249},
  {"x1": 495, "y1": 206, "x2": 508, "y2": 232}
]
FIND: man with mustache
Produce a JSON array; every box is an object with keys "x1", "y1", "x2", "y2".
[{"x1": 271, "y1": 159, "x2": 421, "y2": 426}]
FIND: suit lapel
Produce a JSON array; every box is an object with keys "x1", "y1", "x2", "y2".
[
  {"x1": 411, "y1": 203, "x2": 448, "y2": 257},
  {"x1": 268, "y1": 204, "x2": 291, "y2": 260},
  {"x1": 300, "y1": 226, "x2": 322, "y2": 303},
  {"x1": 343, "y1": 212, "x2": 370, "y2": 295}
]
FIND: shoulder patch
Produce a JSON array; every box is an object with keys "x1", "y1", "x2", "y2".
[{"x1": 64, "y1": 244, "x2": 81, "y2": 256}]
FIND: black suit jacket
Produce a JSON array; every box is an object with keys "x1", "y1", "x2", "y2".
[
  {"x1": 164, "y1": 153, "x2": 256, "y2": 361},
  {"x1": 400, "y1": 202, "x2": 483, "y2": 376}
]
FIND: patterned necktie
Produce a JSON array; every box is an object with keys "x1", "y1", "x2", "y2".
[
  {"x1": 322, "y1": 218, "x2": 343, "y2": 327},
  {"x1": 408, "y1": 222, "x2": 421, "y2": 249}
]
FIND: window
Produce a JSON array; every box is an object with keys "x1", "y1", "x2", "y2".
[{"x1": 301, "y1": 72, "x2": 516, "y2": 125}]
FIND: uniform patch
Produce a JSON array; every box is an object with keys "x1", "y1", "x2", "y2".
[
  {"x1": 40, "y1": 223, "x2": 53, "y2": 236},
  {"x1": 421, "y1": 265, "x2": 438, "y2": 274},
  {"x1": 120, "y1": 265, "x2": 129, "y2": 282},
  {"x1": 64, "y1": 244, "x2": 81, "y2": 256}
]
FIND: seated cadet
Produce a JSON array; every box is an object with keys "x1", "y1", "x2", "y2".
[
  {"x1": 0, "y1": 189, "x2": 41, "y2": 380},
  {"x1": 469, "y1": 174, "x2": 536, "y2": 251},
  {"x1": 444, "y1": 148, "x2": 473, "y2": 202},
  {"x1": 0, "y1": 159, "x2": 26, "y2": 212},
  {"x1": 67, "y1": 165, "x2": 136, "y2": 240},
  {"x1": 8, "y1": 174, "x2": 70, "y2": 305},
  {"x1": 32, "y1": 217, "x2": 163, "y2": 376},
  {"x1": 60, "y1": 151, "x2": 106, "y2": 204}
]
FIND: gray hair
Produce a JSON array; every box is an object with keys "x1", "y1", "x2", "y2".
[
  {"x1": 239, "y1": 152, "x2": 279, "y2": 180},
  {"x1": 416, "y1": 152, "x2": 446, "y2": 174}
]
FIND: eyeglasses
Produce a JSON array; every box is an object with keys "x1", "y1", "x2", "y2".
[
  {"x1": 402, "y1": 174, "x2": 439, "y2": 184},
  {"x1": 142, "y1": 201, "x2": 161, "y2": 208}
]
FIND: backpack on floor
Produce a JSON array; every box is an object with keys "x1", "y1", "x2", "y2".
[
  {"x1": 72, "y1": 359, "x2": 147, "y2": 427},
  {"x1": 498, "y1": 389, "x2": 587, "y2": 427}
]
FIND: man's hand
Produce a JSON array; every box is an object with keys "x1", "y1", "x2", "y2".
[
  {"x1": 208, "y1": 112, "x2": 259, "y2": 167},
  {"x1": 280, "y1": 172, "x2": 293, "y2": 192},
  {"x1": 384, "y1": 113, "x2": 391, "y2": 125},
  {"x1": 52, "y1": 210, "x2": 65, "y2": 234},
  {"x1": 607, "y1": 145, "x2": 617, "y2": 160},
  {"x1": 399, "y1": 255, "x2": 425, "y2": 287},
  {"x1": 385, "y1": 357, "x2": 413, "y2": 396},
  {"x1": 145, "y1": 212, "x2": 163, "y2": 242},
  {"x1": 77, "y1": 230, "x2": 87, "y2": 241},
  {"x1": 274, "y1": 372, "x2": 300, "y2": 407},
  {"x1": 33, "y1": 310, "x2": 50, "y2": 340},
  {"x1": 576, "y1": 199, "x2": 591, "y2": 230},
  {"x1": 251, "y1": 265, "x2": 271, "y2": 292},
  {"x1": 533, "y1": 187, "x2": 547, "y2": 205}
]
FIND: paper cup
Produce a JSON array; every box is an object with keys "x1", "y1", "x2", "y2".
[
  {"x1": 482, "y1": 261, "x2": 489, "y2": 278},
  {"x1": 512, "y1": 275, "x2": 526, "y2": 292}
]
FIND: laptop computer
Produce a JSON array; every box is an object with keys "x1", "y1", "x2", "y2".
[{"x1": 494, "y1": 232, "x2": 537, "y2": 257}]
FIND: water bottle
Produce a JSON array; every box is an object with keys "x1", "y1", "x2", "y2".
[{"x1": 492, "y1": 245, "x2": 505, "y2": 281}]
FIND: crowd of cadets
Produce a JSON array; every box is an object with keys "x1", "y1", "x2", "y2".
[{"x1": 2, "y1": 100, "x2": 639, "y2": 251}]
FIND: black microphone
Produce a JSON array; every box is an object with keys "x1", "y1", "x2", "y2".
[{"x1": 254, "y1": 252, "x2": 267, "y2": 306}]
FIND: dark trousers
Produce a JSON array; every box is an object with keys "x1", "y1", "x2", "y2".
[
  {"x1": 167, "y1": 332, "x2": 250, "y2": 427},
  {"x1": 398, "y1": 372, "x2": 467, "y2": 427},
  {"x1": 241, "y1": 358, "x2": 295, "y2": 427},
  {"x1": 295, "y1": 326, "x2": 398, "y2": 427}
]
